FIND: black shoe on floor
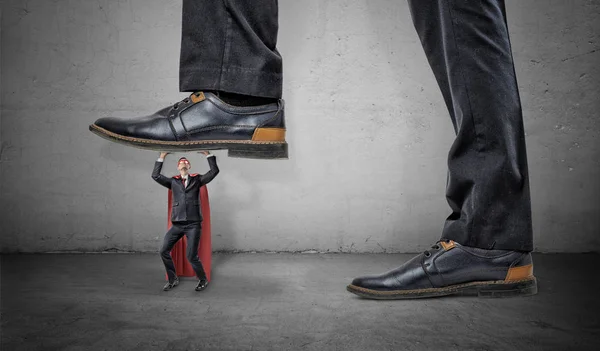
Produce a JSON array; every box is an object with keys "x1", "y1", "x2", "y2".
[
  {"x1": 347, "y1": 240, "x2": 538, "y2": 299},
  {"x1": 89, "y1": 92, "x2": 288, "y2": 159},
  {"x1": 163, "y1": 277, "x2": 179, "y2": 291},
  {"x1": 195, "y1": 278, "x2": 209, "y2": 291}
]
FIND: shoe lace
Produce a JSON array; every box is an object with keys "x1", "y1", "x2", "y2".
[
  {"x1": 423, "y1": 239, "x2": 450, "y2": 257},
  {"x1": 172, "y1": 92, "x2": 203, "y2": 110}
]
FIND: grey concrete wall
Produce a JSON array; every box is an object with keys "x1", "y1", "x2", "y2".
[{"x1": 1, "y1": 0, "x2": 598, "y2": 253}]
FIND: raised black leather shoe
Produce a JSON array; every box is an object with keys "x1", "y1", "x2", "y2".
[
  {"x1": 89, "y1": 92, "x2": 287, "y2": 159},
  {"x1": 347, "y1": 240, "x2": 538, "y2": 299}
]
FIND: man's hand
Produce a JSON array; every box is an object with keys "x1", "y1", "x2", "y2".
[
  {"x1": 159, "y1": 152, "x2": 169, "y2": 158},
  {"x1": 199, "y1": 151, "x2": 210, "y2": 156}
]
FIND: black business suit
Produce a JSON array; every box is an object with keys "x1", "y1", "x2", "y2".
[
  {"x1": 152, "y1": 156, "x2": 219, "y2": 283},
  {"x1": 179, "y1": 0, "x2": 532, "y2": 252}
]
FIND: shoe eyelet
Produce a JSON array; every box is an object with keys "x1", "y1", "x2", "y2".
[{"x1": 424, "y1": 251, "x2": 431, "y2": 257}]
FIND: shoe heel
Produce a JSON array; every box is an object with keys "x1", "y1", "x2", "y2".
[
  {"x1": 477, "y1": 278, "x2": 538, "y2": 298},
  {"x1": 228, "y1": 142, "x2": 288, "y2": 159}
]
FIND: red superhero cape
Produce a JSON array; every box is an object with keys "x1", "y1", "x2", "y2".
[{"x1": 166, "y1": 176, "x2": 212, "y2": 281}]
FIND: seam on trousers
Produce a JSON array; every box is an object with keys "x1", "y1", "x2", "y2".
[
  {"x1": 446, "y1": 2, "x2": 485, "y2": 154},
  {"x1": 219, "y1": 0, "x2": 234, "y2": 92},
  {"x1": 446, "y1": 1, "x2": 486, "y2": 248}
]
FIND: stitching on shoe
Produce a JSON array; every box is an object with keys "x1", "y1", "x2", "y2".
[
  {"x1": 91, "y1": 124, "x2": 285, "y2": 145},
  {"x1": 349, "y1": 277, "x2": 536, "y2": 296},
  {"x1": 257, "y1": 103, "x2": 283, "y2": 128},
  {"x1": 177, "y1": 95, "x2": 282, "y2": 130},
  {"x1": 176, "y1": 112, "x2": 191, "y2": 139},
  {"x1": 420, "y1": 254, "x2": 439, "y2": 289},
  {"x1": 178, "y1": 102, "x2": 284, "y2": 134},
  {"x1": 455, "y1": 246, "x2": 515, "y2": 259},
  {"x1": 186, "y1": 124, "x2": 255, "y2": 134},
  {"x1": 167, "y1": 113, "x2": 180, "y2": 142},
  {"x1": 205, "y1": 94, "x2": 279, "y2": 114}
]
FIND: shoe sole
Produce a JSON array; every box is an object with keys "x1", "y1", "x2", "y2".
[
  {"x1": 195, "y1": 285, "x2": 208, "y2": 291},
  {"x1": 346, "y1": 277, "x2": 538, "y2": 299},
  {"x1": 89, "y1": 124, "x2": 288, "y2": 159}
]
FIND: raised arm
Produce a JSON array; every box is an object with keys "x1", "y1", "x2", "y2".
[
  {"x1": 151, "y1": 152, "x2": 172, "y2": 189},
  {"x1": 199, "y1": 151, "x2": 220, "y2": 185}
]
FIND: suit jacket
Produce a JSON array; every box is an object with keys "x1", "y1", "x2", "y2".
[{"x1": 152, "y1": 156, "x2": 219, "y2": 222}]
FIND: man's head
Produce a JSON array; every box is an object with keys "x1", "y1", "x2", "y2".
[{"x1": 177, "y1": 157, "x2": 191, "y2": 174}]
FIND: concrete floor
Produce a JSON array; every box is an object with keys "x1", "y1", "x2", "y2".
[{"x1": 1, "y1": 253, "x2": 599, "y2": 351}]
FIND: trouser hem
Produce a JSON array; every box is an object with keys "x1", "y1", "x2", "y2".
[{"x1": 180, "y1": 67, "x2": 283, "y2": 99}]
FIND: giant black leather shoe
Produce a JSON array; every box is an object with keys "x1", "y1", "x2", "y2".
[
  {"x1": 89, "y1": 92, "x2": 287, "y2": 159},
  {"x1": 347, "y1": 240, "x2": 538, "y2": 299}
]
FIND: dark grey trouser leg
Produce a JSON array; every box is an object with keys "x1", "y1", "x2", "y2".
[
  {"x1": 160, "y1": 225, "x2": 185, "y2": 283},
  {"x1": 179, "y1": 0, "x2": 282, "y2": 98},
  {"x1": 184, "y1": 222, "x2": 207, "y2": 280},
  {"x1": 407, "y1": 0, "x2": 533, "y2": 251}
]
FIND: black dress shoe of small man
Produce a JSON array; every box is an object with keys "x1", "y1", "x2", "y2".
[
  {"x1": 347, "y1": 240, "x2": 538, "y2": 299},
  {"x1": 163, "y1": 277, "x2": 180, "y2": 291},
  {"x1": 89, "y1": 92, "x2": 287, "y2": 159},
  {"x1": 195, "y1": 278, "x2": 209, "y2": 292}
]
